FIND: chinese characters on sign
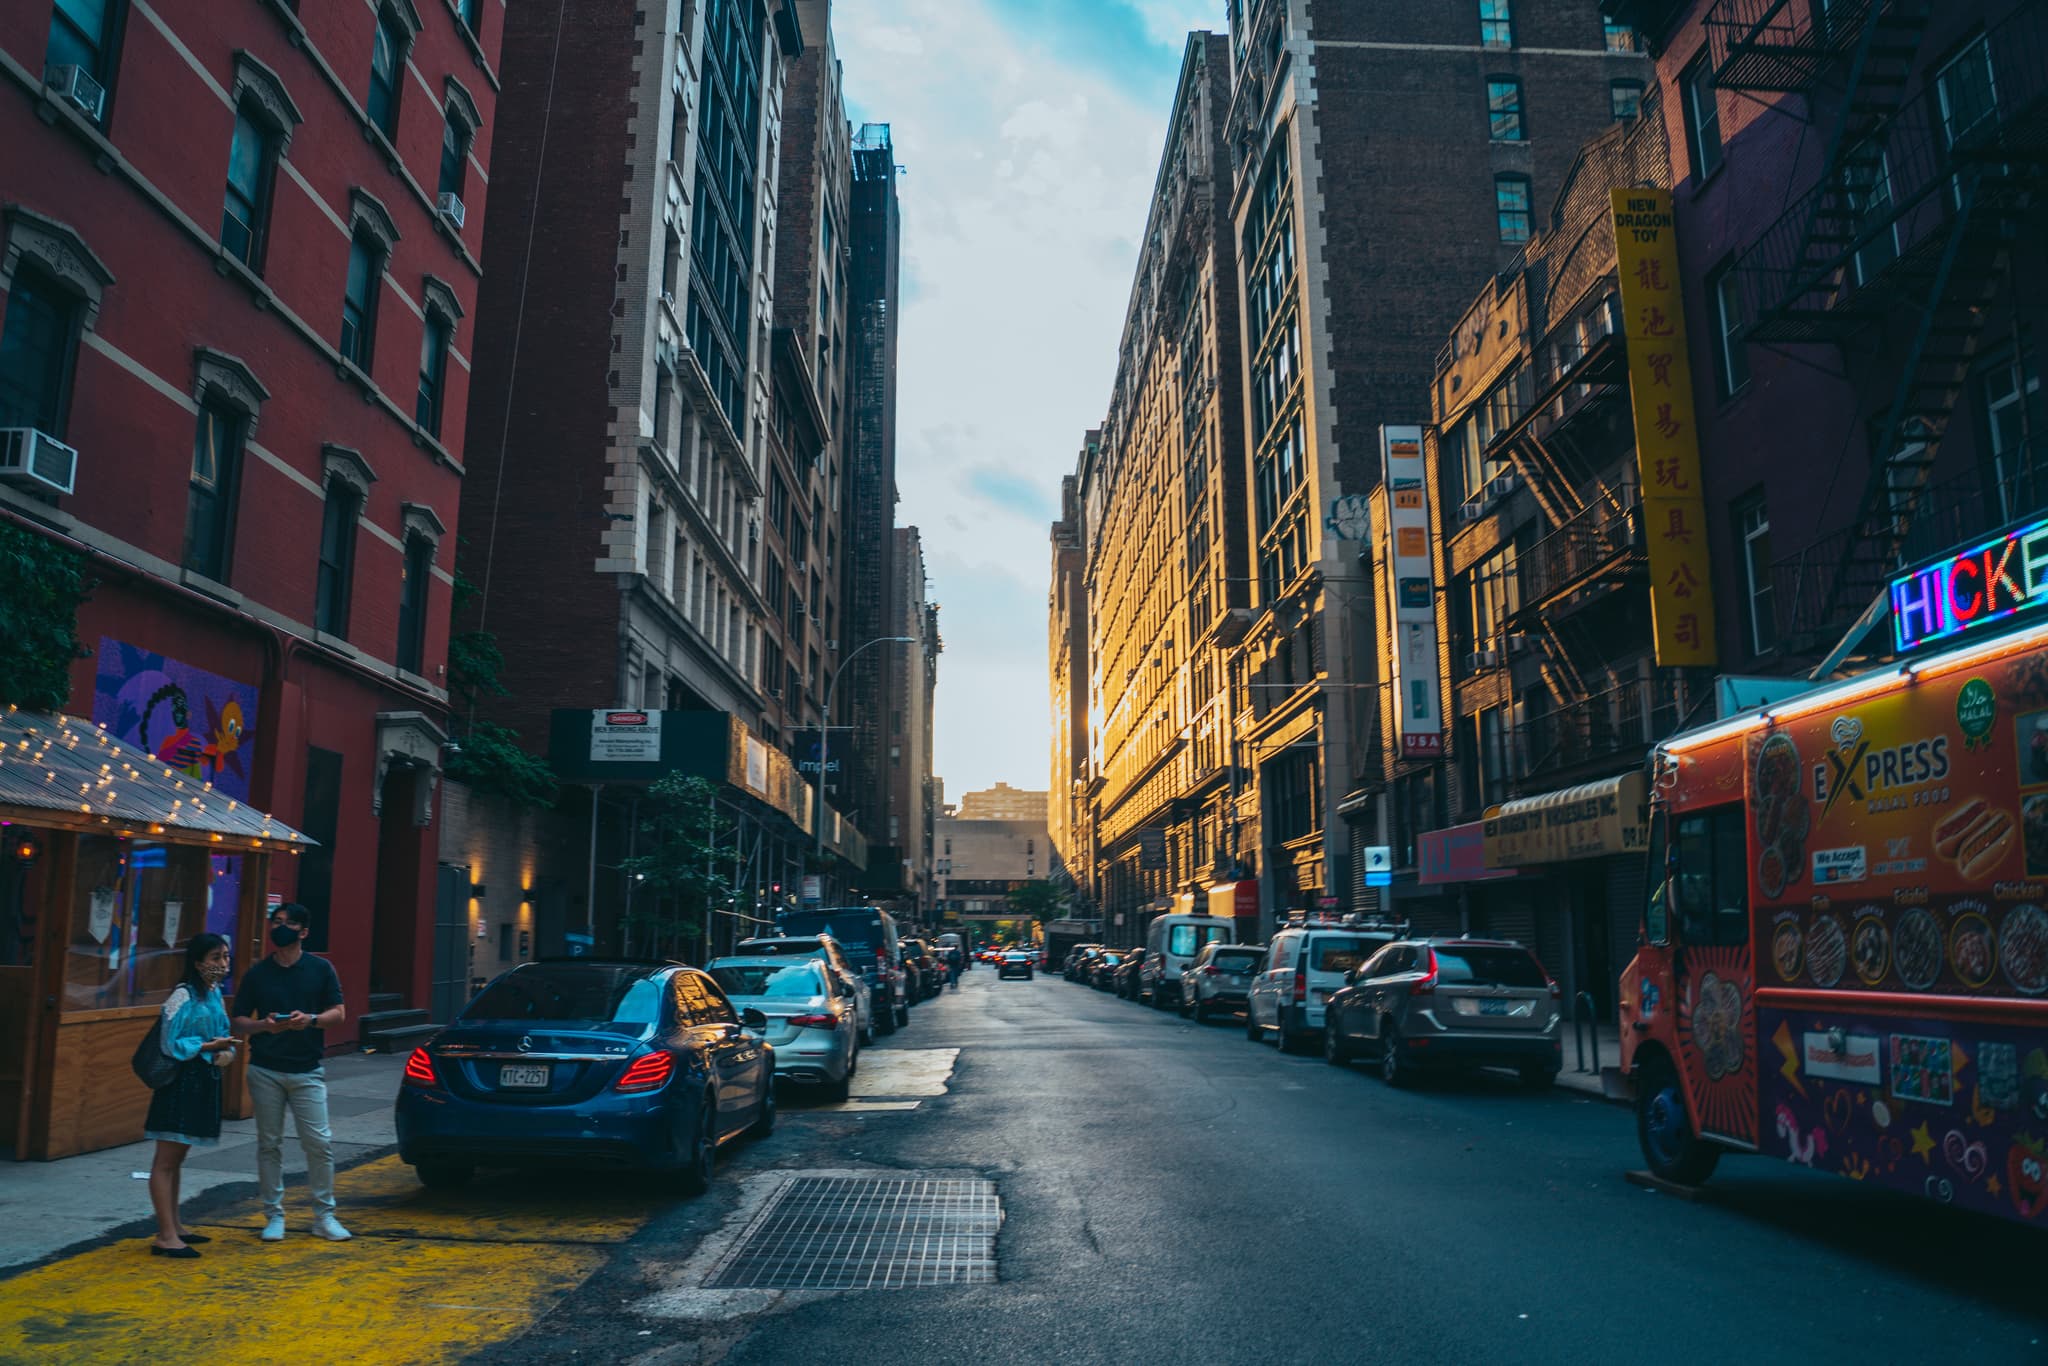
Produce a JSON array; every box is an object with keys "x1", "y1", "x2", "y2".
[
  {"x1": 1380, "y1": 426, "x2": 1444, "y2": 757},
  {"x1": 1612, "y1": 189, "x2": 1718, "y2": 667}
]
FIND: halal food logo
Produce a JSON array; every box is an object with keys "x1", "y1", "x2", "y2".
[
  {"x1": 1819, "y1": 717, "x2": 1870, "y2": 821},
  {"x1": 1957, "y1": 678, "x2": 1997, "y2": 750}
]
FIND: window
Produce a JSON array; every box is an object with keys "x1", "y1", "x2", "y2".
[
  {"x1": 1683, "y1": 57, "x2": 1722, "y2": 180},
  {"x1": 1610, "y1": 80, "x2": 1643, "y2": 122},
  {"x1": 1480, "y1": 0, "x2": 1512, "y2": 47},
  {"x1": 1487, "y1": 78, "x2": 1523, "y2": 141},
  {"x1": 1603, "y1": 18, "x2": 1635, "y2": 51},
  {"x1": 0, "y1": 265, "x2": 80, "y2": 436},
  {"x1": 459, "y1": 0, "x2": 483, "y2": 34},
  {"x1": 1494, "y1": 174, "x2": 1531, "y2": 243},
  {"x1": 367, "y1": 6, "x2": 406, "y2": 139},
  {"x1": 1709, "y1": 260, "x2": 1750, "y2": 396},
  {"x1": 1738, "y1": 493, "x2": 1775, "y2": 655},
  {"x1": 46, "y1": 0, "x2": 124, "y2": 114},
  {"x1": 183, "y1": 400, "x2": 243, "y2": 581},
  {"x1": 220, "y1": 104, "x2": 278, "y2": 268},
  {"x1": 396, "y1": 533, "x2": 433, "y2": 673},
  {"x1": 315, "y1": 480, "x2": 361, "y2": 636},
  {"x1": 1936, "y1": 35, "x2": 1997, "y2": 148},
  {"x1": 295, "y1": 746, "x2": 342, "y2": 950},
  {"x1": 1672, "y1": 807, "x2": 1749, "y2": 945},
  {"x1": 438, "y1": 112, "x2": 470, "y2": 200},
  {"x1": 416, "y1": 310, "x2": 450, "y2": 436},
  {"x1": 1979, "y1": 354, "x2": 2041, "y2": 519},
  {"x1": 339, "y1": 233, "x2": 381, "y2": 368},
  {"x1": 1846, "y1": 149, "x2": 1900, "y2": 285}
]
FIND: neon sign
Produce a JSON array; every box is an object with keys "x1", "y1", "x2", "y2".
[{"x1": 1891, "y1": 518, "x2": 2048, "y2": 653}]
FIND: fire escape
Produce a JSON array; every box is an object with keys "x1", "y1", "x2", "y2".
[{"x1": 1709, "y1": 0, "x2": 2048, "y2": 656}]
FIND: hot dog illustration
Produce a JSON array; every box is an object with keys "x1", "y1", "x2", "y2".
[
  {"x1": 1935, "y1": 798, "x2": 1990, "y2": 860},
  {"x1": 1957, "y1": 808, "x2": 2017, "y2": 881}
]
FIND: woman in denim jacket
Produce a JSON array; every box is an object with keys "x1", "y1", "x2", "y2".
[{"x1": 145, "y1": 932, "x2": 238, "y2": 1258}]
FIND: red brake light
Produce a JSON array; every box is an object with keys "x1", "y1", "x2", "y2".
[
  {"x1": 402, "y1": 1046, "x2": 438, "y2": 1087},
  {"x1": 786, "y1": 1013, "x2": 838, "y2": 1029},
  {"x1": 1409, "y1": 949, "x2": 1439, "y2": 996},
  {"x1": 1293, "y1": 968, "x2": 1307, "y2": 1003},
  {"x1": 614, "y1": 1051, "x2": 675, "y2": 1093}
]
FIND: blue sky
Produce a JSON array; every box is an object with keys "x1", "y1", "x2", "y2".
[{"x1": 835, "y1": 0, "x2": 1226, "y2": 801}]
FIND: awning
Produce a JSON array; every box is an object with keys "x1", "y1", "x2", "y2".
[
  {"x1": 0, "y1": 707, "x2": 312, "y2": 849},
  {"x1": 1418, "y1": 820, "x2": 1520, "y2": 885},
  {"x1": 1207, "y1": 881, "x2": 1259, "y2": 919},
  {"x1": 1483, "y1": 771, "x2": 1646, "y2": 869}
]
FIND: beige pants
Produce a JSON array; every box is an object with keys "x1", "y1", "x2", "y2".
[{"x1": 247, "y1": 1065, "x2": 335, "y2": 1218}]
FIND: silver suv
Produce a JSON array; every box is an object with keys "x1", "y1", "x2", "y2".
[
  {"x1": 1322, "y1": 938, "x2": 1561, "y2": 1088},
  {"x1": 1178, "y1": 942, "x2": 1264, "y2": 1021}
]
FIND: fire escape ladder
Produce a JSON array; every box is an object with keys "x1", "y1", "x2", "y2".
[
  {"x1": 1806, "y1": 171, "x2": 2004, "y2": 634},
  {"x1": 1502, "y1": 434, "x2": 1581, "y2": 529},
  {"x1": 1773, "y1": 0, "x2": 1932, "y2": 316}
]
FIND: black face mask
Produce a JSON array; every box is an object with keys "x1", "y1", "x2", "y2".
[{"x1": 270, "y1": 925, "x2": 302, "y2": 948}]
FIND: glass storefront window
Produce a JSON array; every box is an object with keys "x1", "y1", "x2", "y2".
[{"x1": 65, "y1": 838, "x2": 217, "y2": 1012}]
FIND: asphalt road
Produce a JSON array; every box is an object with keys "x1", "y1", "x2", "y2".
[{"x1": 504, "y1": 968, "x2": 2048, "y2": 1366}]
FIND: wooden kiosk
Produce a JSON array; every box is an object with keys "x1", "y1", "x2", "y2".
[{"x1": 0, "y1": 707, "x2": 310, "y2": 1160}]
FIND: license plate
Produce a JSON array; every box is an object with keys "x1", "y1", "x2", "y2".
[
  {"x1": 498, "y1": 1064, "x2": 550, "y2": 1088},
  {"x1": 1480, "y1": 998, "x2": 1511, "y2": 1016}
]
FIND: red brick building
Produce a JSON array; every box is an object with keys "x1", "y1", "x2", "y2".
[{"x1": 0, "y1": 0, "x2": 501, "y2": 1029}]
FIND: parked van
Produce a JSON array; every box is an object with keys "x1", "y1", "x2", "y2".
[
  {"x1": 1247, "y1": 917, "x2": 1404, "y2": 1052},
  {"x1": 1139, "y1": 914, "x2": 1235, "y2": 1008}
]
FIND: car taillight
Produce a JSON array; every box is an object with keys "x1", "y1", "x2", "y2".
[
  {"x1": 787, "y1": 1013, "x2": 838, "y2": 1029},
  {"x1": 402, "y1": 1047, "x2": 438, "y2": 1087},
  {"x1": 1409, "y1": 949, "x2": 1439, "y2": 996},
  {"x1": 1548, "y1": 979, "x2": 1561, "y2": 1000},
  {"x1": 1293, "y1": 969, "x2": 1307, "y2": 1004},
  {"x1": 613, "y1": 1051, "x2": 675, "y2": 1093},
  {"x1": 1202, "y1": 965, "x2": 1221, "y2": 976}
]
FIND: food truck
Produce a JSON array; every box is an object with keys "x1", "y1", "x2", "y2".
[{"x1": 1616, "y1": 571, "x2": 2048, "y2": 1226}]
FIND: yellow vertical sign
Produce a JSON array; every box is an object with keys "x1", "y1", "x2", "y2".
[{"x1": 1612, "y1": 188, "x2": 1718, "y2": 668}]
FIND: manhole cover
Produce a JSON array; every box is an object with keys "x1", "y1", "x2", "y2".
[{"x1": 704, "y1": 1176, "x2": 1000, "y2": 1289}]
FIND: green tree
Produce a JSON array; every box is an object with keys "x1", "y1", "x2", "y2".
[
  {"x1": 443, "y1": 567, "x2": 558, "y2": 807},
  {"x1": 0, "y1": 523, "x2": 91, "y2": 711},
  {"x1": 1006, "y1": 880, "x2": 1065, "y2": 921},
  {"x1": 620, "y1": 773, "x2": 733, "y2": 959}
]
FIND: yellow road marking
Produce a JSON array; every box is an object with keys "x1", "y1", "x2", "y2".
[{"x1": 0, "y1": 1156, "x2": 645, "y2": 1366}]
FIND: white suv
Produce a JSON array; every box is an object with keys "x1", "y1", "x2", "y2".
[{"x1": 1246, "y1": 920, "x2": 1402, "y2": 1053}]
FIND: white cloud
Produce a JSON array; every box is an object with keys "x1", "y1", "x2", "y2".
[{"x1": 834, "y1": 0, "x2": 1188, "y2": 797}]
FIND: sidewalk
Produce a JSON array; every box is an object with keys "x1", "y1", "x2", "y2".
[
  {"x1": 1553, "y1": 1022, "x2": 1621, "y2": 1102},
  {"x1": 0, "y1": 1051, "x2": 404, "y2": 1271}
]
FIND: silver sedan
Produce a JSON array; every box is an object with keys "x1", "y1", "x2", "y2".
[{"x1": 709, "y1": 956, "x2": 860, "y2": 1101}]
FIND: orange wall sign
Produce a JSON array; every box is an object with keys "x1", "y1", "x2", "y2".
[{"x1": 1612, "y1": 189, "x2": 1718, "y2": 668}]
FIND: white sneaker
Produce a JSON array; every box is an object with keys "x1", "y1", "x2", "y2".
[
  {"x1": 310, "y1": 1213, "x2": 352, "y2": 1241},
  {"x1": 260, "y1": 1216, "x2": 285, "y2": 1242}
]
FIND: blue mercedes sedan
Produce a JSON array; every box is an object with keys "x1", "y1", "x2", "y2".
[{"x1": 394, "y1": 960, "x2": 775, "y2": 1193}]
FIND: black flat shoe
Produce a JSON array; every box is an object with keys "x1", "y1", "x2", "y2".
[
  {"x1": 150, "y1": 1244, "x2": 201, "y2": 1259},
  {"x1": 177, "y1": 1234, "x2": 211, "y2": 1245}
]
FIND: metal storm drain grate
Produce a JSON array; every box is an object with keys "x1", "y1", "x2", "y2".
[{"x1": 705, "y1": 1176, "x2": 1001, "y2": 1290}]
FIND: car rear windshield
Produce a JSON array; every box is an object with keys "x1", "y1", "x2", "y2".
[
  {"x1": 708, "y1": 963, "x2": 825, "y2": 999},
  {"x1": 776, "y1": 912, "x2": 886, "y2": 962},
  {"x1": 1308, "y1": 937, "x2": 1373, "y2": 973},
  {"x1": 464, "y1": 967, "x2": 663, "y2": 1025},
  {"x1": 1433, "y1": 947, "x2": 1547, "y2": 988},
  {"x1": 1213, "y1": 949, "x2": 1261, "y2": 971},
  {"x1": 1167, "y1": 924, "x2": 1229, "y2": 956}
]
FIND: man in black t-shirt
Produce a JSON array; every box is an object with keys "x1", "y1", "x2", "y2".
[{"x1": 231, "y1": 903, "x2": 349, "y2": 1242}]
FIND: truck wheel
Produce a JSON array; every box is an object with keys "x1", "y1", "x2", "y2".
[{"x1": 1636, "y1": 1054, "x2": 1721, "y2": 1186}]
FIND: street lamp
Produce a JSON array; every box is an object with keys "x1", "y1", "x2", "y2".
[{"x1": 815, "y1": 635, "x2": 917, "y2": 863}]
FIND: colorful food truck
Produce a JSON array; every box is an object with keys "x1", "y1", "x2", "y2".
[{"x1": 1616, "y1": 607, "x2": 2048, "y2": 1226}]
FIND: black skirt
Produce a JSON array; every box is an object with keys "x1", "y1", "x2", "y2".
[{"x1": 144, "y1": 1057, "x2": 223, "y2": 1146}]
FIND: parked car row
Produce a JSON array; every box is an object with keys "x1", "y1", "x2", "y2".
[
  {"x1": 1062, "y1": 915, "x2": 1565, "y2": 1089},
  {"x1": 396, "y1": 910, "x2": 973, "y2": 1197}
]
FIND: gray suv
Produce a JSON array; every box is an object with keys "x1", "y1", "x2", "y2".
[
  {"x1": 1178, "y1": 942, "x2": 1264, "y2": 1021},
  {"x1": 1322, "y1": 938, "x2": 1561, "y2": 1088}
]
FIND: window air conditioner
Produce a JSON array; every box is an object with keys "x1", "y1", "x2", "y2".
[
  {"x1": 1458, "y1": 499, "x2": 1489, "y2": 526},
  {"x1": 1504, "y1": 633, "x2": 1530, "y2": 655},
  {"x1": 1464, "y1": 648, "x2": 1499, "y2": 672},
  {"x1": 0, "y1": 427, "x2": 78, "y2": 495},
  {"x1": 436, "y1": 192, "x2": 466, "y2": 228},
  {"x1": 1488, "y1": 472, "x2": 1520, "y2": 499},
  {"x1": 44, "y1": 65, "x2": 104, "y2": 121}
]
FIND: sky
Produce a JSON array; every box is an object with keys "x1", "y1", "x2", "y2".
[{"x1": 833, "y1": 0, "x2": 1226, "y2": 801}]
